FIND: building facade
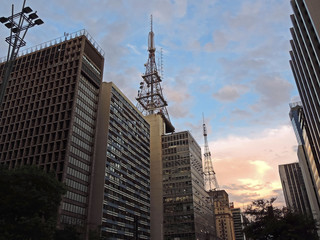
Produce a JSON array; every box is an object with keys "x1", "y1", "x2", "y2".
[
  {"x1": 279, "y1": 162, "x2": 312, "y2": 215},
  {"x1": 289, "y1": 102, "x2": 320, "y2": 221},
  {"x1": 209, "y1": 190, "x2": 235, "y2": 240},
  {"x1": 162, "y1": 131, "x2": 215, "y2": 240},
  {"x1": 231, "y1": 207, "x2": 245, "y2": 240},
  {"x1": 92, "y1": 82, "x2": 150, "y2": 239},
  {"x1": 289, "y1": 0, "x2": 320, "y2": 207},
  {"x1": 0, "y1": 30, "x2": 104, "y2": 235}
]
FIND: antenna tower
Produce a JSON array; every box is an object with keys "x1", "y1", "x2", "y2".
[
  {"x1": 203, "y1": 115, "x2": 219, "y2": 191},
  {"x1": 136, "y1": 15, "x2": 171, "y2": 123}
]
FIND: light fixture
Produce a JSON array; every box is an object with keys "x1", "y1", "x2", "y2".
[
  {"x1": 5, "y1": 22, "x2": 13, "y2": 28},
  {"x1": 34, "y1": 19, "x2": 44, "y2": 25},
  {"x1": 0, "y1": 17, "x2": 8, "y2": 23},
  {"x1": 22, "y1": 6, "x2": 32, "y2": 13},
  {"x1": 28, "y1": 13, "x2": 38, "y2": 20}
]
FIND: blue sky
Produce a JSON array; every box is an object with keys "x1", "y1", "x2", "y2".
[{"x1": 0, "y1": 0, "x2": 299, "y2": 207}]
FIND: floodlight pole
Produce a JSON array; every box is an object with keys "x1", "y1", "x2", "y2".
[{"x1": 0, "y1": 0, "x2": 43, "y2": 111}]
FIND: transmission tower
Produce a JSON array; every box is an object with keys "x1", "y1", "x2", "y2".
[
  {"x1": 203, "y1": 115, "x2": 219, "y2": 191},
  {"x1": 136, "y1": 15, "x2": 172, "y2": 125}
]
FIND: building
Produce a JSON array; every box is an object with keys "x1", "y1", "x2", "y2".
[
  {"x1": 289, "y1": 0, "x2": 320, "y2": 208},
  {"x1": 135, "y1": 17, "x2": 175, "y2": 239},
  {"x1": 0, "y1": 30, "x2": 104, "y2": 236},
  {"x1": 279, "y1": 162, "x2": 312, "y2": 215},
  {"x1": 231, "y1": 207, "x2": 245, "y2": 240},
  {"x1": 289, "y1": 102, "x2": 320, "y2": 221},
  {"x1": 92, "y1": 82, "x2": 150, "y2": 239},
  {"x1": 162, "y1": 131, "x2": 215, "y2": 240},
  {"x1": 209, "y1": 190, "x2": 235, "y2": 240}
]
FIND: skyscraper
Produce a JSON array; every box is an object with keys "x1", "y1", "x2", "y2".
[
  {"x1": 279, "y1": 162, "x2": 312, "y2": 215},
  {"x1": 0, "y1": 30, "x2": 104, "y2": 236},
  {"x1": 209, "y1": 190, "x2": 235, "y2": 240},
  {"x1": 162, "y1": 131, "x2": 215, "y2": 239},
  {"x1": 289, "y1": 102, "x2": 320, "y2": 221},
  {"x1": 289, "y1": 0, "x2": 320, "y2": 193},
  {"x1": 92, "y1": 82, "x2": 150, "y2": 239},
  {"x1": 231, "y1": 207, "x2": 245, "y2": 240}
]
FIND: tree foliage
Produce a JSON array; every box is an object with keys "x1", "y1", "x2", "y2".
[
  {"x1": 243, "y1": 198, "x2": 318, "y2": 240},
  {"x1": 0, "y1": 165, "x2": 66, "y2": 240}
]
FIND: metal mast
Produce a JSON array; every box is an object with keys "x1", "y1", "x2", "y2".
[
  {"x1": 203, "y1": 115, "x2": 219, "y2": 191},
  {"x1": 136, "y1": 15, "x2": 171, "y2": 123},
  {"x1": 0, "y1": 0, "x2": 43, "y2": 110}
]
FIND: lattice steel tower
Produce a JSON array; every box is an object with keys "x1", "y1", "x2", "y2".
[
  {"x1": 203, "y1": 116, "x2": 219, "y2": 191},
  {"x1": 136, "y1": 16, "x2": 171, "y2": 125}
]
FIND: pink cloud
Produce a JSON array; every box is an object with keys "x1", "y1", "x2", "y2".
[{"x1": 207, "y1": 125, "x2": 297, "y2": 208}]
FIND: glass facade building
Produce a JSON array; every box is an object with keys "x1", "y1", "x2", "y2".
[
  {"x1": 0, "y1": 30, "x2": 104, "y2": 234},
  {"x1": 289, "y1": 0, "x2": 320, "y2": 201},
  {"x1": 94, "y1": 82, "x2": 150, "y2": 239},
  {"x1": 162, "y1": 131, "x2": 215, "y2": 240},
  {"x1": 289, "y1": 102, "x2": 320, "y2": 222},
  {"x1": 279, "y1": 162, "x2": 312, "y2": 215}
]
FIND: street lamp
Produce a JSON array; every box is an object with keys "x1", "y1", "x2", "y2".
[{"x1": 0, "y1": 0, "x2": 43, "y2": 110}]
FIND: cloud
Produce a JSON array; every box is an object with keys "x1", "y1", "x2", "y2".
[
  {"x1": 251, "y1": 75, "x2": 293, "y2": 110},
  {"x1": 209, "y1": 124, "x2": 297, "y2": 207},
  {"x1": 213, "y1": 84, "x2": 249, "y2": 102}
]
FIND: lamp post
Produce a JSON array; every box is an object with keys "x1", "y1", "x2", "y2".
[{"x1": 0, "y1": 0, "x2": 43, "y2": 110}]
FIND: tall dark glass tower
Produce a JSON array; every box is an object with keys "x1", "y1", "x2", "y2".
[
  {"x1": 289, "y1": 102, "x2": 320, "y2": 221},
  {"x1": 289, "y1": 0, "x2": 320, "y2": 183}
]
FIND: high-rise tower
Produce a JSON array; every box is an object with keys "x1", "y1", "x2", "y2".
[
  {"x1": 289, "y1": 0, "x2": 320, "y2": 191},
  {"x1": 0, "y1": 30, "x2": 104, "y2": 237},
  {"x1": 136, "y1": 16, "x2": 174, "y2": 240},
  {"x1": 203, "y1": 117, "x2": 219, "y2": 191},
  {"x1": 136, "y1": 16, "x2": 173, "y2": 133}
]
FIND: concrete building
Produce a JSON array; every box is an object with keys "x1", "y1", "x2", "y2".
[
  {"x1": 162, "y1": 131, "x2": 215, "y2": 240},
  {"x1": 231, "y1": 207, "x2": 245, "y2": 240},
  {"x1": 289, "y1": 102, "x2": 320, "y2": 221},
  {"x1": 92, "y1": 82, "x2": 150, "y2": 239},
  {"x1": 279, "y1": 162, "x2": 312, "y2": 215},
  {"x1": 209, "y1": 190, "x2": 235, "y2": 240},
  {"x1": 0, "y1": 30, "x2": 104, "y2": 236},
  {"x1": 289, "y1": 0, "x2": 320, "y2": 209}
]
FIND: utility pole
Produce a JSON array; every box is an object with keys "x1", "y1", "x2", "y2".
[{"x1": 0, "y1": 0, "x2": 43, "y2": 110}]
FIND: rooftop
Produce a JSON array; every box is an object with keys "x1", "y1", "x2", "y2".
[{"x1": 0, "y1": 29, "x2": 105, "y2": 63}]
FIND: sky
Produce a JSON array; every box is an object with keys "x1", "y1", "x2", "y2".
[{"x1": 0, "y1": 0, "x2": 300, "y2": 208}]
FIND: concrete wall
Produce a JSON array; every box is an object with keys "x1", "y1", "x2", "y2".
[{"x1": 145, "y1": 114, "x2": 165, "y2": 240}]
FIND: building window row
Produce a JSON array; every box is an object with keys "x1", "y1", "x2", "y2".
[
  {"x1": 62, "y1": 202, "x2": 86, "y2": 216},
  {"x1": 65, "y1": 190, "x2": 87, "y2": 204},
  {"x1": 69, "y1": 156, "x2": 90, "y2": 172},
  {"x1": 67, "y1": 166, "x2": 89, "y2": 182},
  {"x1": 73, "y1": 125, "x2": 93, "y2": 143},
  {"x1": 70, "y1": 146, "x2": 91, "y2": 162},
  {"x1": 71, "y1": 135, "x2": 92, "y2": 152},
  {"x1": 74, "y1": 117, "x2": 95, "y2": 133},
  {"x1": 65, "y1": 178, "x2": 88, "y2": 193}
]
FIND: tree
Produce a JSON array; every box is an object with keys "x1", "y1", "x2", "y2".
[
  {"x1": 0, "y1": 165, "x2": 66, "y2": 240},
  {"x1": 243, "y1": 198, "x2": 318, "y2": 240}
]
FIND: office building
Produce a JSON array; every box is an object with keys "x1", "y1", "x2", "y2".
[
  {"x1": 162, "y1": 131, "x2": 215, "y2": 240},
  {"x1": 209, "y1": 190, "x2": 235, "y2": 240},
  {"x1": 0, "y1": 30, "x2": 104, "y2": 236},
  {"x1": 279, "y1": 162, "x2": 312, "y2": 215},
  {"x1": 231, "y1": 207, "x2": 245, "y2": 240},
  {"x1": 289, "y1": 102, "x2": 320, "y2": 221},
  {"x1": 289, "y1": 0, "x2": 320, "y2": 201},
  {"x1": 92, "y1": 82, "x2": 150, "y2": 239}
]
